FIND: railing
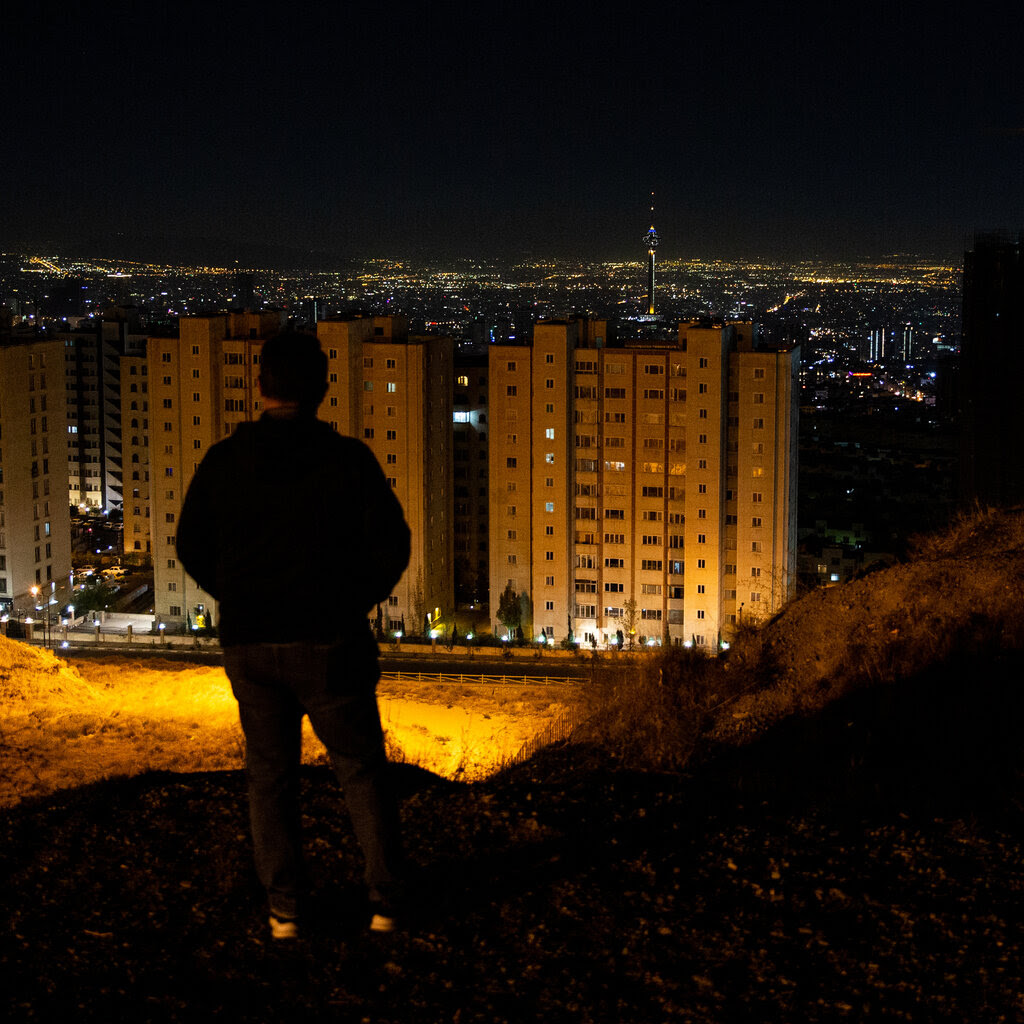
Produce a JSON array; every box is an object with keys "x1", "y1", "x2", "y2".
[
  {"x1": 506, "y1": 705, "x2": 589, "y2": 767},
  {"x1": 380, "y1": 672, "x2": 580, "y2": 687}
]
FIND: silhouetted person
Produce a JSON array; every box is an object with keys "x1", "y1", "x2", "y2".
[{"x1": 177, "y1": 330, "x2": 410, "y2": 940}]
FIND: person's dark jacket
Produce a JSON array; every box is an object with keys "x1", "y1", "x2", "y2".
[{"x1": 176, "y1": 412, "x2": 410, "y2": 647}]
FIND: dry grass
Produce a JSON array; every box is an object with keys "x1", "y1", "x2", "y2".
[
  {"x1": 0, "y1": 646, "x2": 570, "y2": 807},
  {"x1": 0, "y1": 651, "x2": 247, "y2": 807},
  {"x1": 573, "y1": 507, "x2": 1024, "y2": 770}
]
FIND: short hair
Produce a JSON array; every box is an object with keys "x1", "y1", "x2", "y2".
[{"x1": 258, "y1": 331, "x2": 328, "y2": 410}]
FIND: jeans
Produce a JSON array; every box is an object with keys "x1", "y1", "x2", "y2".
[{"x1": 224, "y1": 638, "x2": 403, "y2": 919}]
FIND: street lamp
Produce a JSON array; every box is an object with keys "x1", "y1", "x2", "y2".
[{"x1": 29, "y1": 586, "x2": 49, "y2": 647}]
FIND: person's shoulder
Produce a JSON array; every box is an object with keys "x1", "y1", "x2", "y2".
[
  {"x1": 205, "y1": 421, "x2": 257, "y2": 458},
  {"x1": 316, "y1": 424, "x2": 376, "y2": 459}
]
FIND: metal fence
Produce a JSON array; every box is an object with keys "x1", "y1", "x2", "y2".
[
  {"x1": 506, "y1": 705, "x2": 589, "y2": 768},
  {"x1": 379, "y1": 672, "x2": 581, "y2": 687}
]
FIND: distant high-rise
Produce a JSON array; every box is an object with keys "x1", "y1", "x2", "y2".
[
  {"x1": 644, "y1": 195, "x2": 659, "y2": 316},
  {"x1": 960, "y1": 233, "x2": 1024, "y2": 506}
]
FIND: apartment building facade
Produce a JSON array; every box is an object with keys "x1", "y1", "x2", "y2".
[
  {"x1": 453, "y1": 354, "x2": 489, "y2": 607},
  {"x1": 61, "y1": 310, "x2": 148, "y2": 511},
  {"x1": 0, "y1": 333, "x2": 73, "y2": 616},
  {"x1": 148, "y1": 311, "x2": 285, "y2": 628},
  {"x1": 317, "y1": 315, "x2": 453, "y2": 636},
  {"x1": 488, "y1": 319, "x2": 798, "y2": 649}
]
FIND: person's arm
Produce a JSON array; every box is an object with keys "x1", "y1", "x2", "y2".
[
  {"x1": 357, "y1": 444, "x2": 411, "y2": 609},
  {"x1": 176, "y1": 455, "x2": 221, "y2": 598}
]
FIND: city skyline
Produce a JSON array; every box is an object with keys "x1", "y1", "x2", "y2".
[{"x1": 3, "y1": 2, "x2": 1023, "y2": 264}]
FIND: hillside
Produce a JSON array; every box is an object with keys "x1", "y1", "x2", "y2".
[{"x1": 2, "y1": 508, "x2": 1023, "y2": 1021}]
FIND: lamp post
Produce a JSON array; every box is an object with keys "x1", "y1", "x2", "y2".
[{"x1": 29, "y1": 585, "x2": 52, "y2": 647}]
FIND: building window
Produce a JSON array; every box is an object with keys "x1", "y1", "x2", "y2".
[
  {"x1": 506, "y1": 457, "x2": 517, "y2": 468},
  {"x1": 507, "y1": 385, "x2": 517, "y2": 396},
  {"x1": 545, "y1": 551, "x2": 554, "y2": 561}
]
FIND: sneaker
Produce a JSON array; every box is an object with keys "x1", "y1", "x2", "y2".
[
  {"x1": 269, "y1": 914, "x2": 300, "y2": 940},
  {"x1": 369, "y1": 903, "x2": 396, "y2": 933}
]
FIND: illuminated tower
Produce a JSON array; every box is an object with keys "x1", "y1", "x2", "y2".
[{"x1": 643, "y1": 193, "x2": 659, "y2": 315}]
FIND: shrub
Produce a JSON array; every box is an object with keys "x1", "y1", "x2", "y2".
[{"x1": 574, "y1": 646, "x2": 757, "y2": 771}]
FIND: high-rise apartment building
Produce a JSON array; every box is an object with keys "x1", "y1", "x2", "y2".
[
  {"x1": 61, "y1": 308, "x2": 148, "y2": 512},
  {"x1": 453, "y1": 354, "x2": 489, "y2": 606},
  {"x1": 960, "y1": 233, "x2": 1024, "y2": 506},
  {"x1": 148, "y1": 311, "x2": 285, "y2": 628},
  {"x1": 121, "y1": 352, "x2": 151, "y2": 562},
  {"x1": 149, "y1": 312, "x2": 452, "y2": 634},
  {"x1": 488, "y1": 319, "x2": 798, "y2": 649},
  {"x1": 317, "y1": 315, "x2": 453, "y2": 635},
  {"x1": 0, "y1": 331, "x2": 73, "y2": 616}
]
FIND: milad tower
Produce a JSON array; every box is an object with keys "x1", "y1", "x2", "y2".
[{"x1": 644, "y1": 193, "x2": 659, "y2": 315}]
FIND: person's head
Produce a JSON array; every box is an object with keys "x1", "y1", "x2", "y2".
[{"x1": 257, "y1": 331, "x2": 328, "y2": 412}]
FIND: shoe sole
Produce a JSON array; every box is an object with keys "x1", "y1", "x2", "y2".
[
  {"x1": 369, "y1": 913, "x2": 396, "y2": 933},
  {"x1": 269, "y1": 916, "x2": 300, "y2": 940}
]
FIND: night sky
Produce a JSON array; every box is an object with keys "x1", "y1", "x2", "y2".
[{"x1": 4, "y1": 1, "x2": 1023, "y2": 263}]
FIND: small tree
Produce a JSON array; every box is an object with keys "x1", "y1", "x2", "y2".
[
  {"x1": 497, "y1": 582, "x2": 521, "y2": 640},
  {"x1": 412, "y1": 567, "x2": 427, "y2": 638},
  {"x1": 73, "y1": 580, "x2": 117, "y2": 615},
  {"x1": 618, "y1": 598, "x2": 639, "y2": 650}
]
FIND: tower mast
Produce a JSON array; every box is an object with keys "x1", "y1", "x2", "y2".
[{"x1": 643, "y1": 192, "x2": 659, "y2": 316}]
